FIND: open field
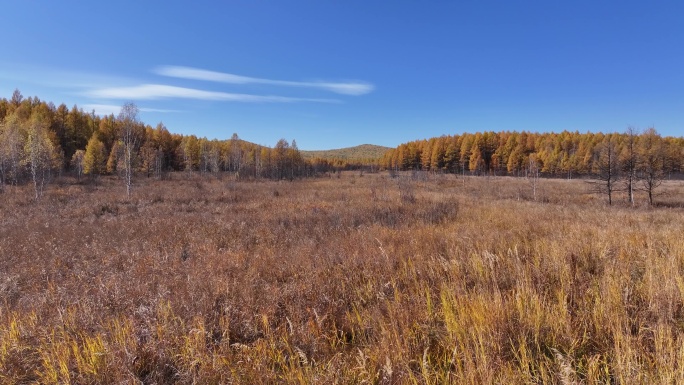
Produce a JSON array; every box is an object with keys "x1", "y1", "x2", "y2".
[{"x1": 1, "y1": 173, "x2": 684, "y2": 384}]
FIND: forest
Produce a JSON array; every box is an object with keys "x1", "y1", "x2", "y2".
[
  {"x1": 0, "y1": 90, "x2": 354, "y2": 198},
  {"x1": 2, "y1": 90, "x2": 683, "y2": 204},
  {"x1": 382, "y1": 130, "x2": 684, "y2": 179}
]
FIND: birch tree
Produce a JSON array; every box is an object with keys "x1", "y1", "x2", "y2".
[
  {"x1": 71, "y1": 150, "x2": 85, "y2": 180},
  {"x1": 0, "y1": 113, "x2": 25, "y2": 187},
  {"x1": 118, "y1": 103, "x2": 139, "y2": 197},
  {"x1": 23, "y1": 113, "x2": 58, "y2": 199}
]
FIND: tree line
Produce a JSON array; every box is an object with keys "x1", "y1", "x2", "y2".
[
  {"x1": 381, "y1": 130, "x2": 683, "y2": 177},
  {"x1": 3, "y1": 90, "x2": 682, "y2": 203},
  {"x1": 0, "y1": 90, "x2": 313, "y2": 197},
  {"x1": 381, "y1": 129, "x2": 683, "y2": 204}
]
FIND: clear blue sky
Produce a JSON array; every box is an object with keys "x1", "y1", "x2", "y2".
[{"x1": 1, "y1": 1, "x2": 682, "y2": 149}]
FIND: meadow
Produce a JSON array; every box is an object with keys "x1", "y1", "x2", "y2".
[{"x1": 1, "y1": 173, "x2": 683, "y2": 384}]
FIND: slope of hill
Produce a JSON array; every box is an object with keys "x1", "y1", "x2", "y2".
[{"x1": 301, "y1": 144, "x2": 391, "y2": 161}]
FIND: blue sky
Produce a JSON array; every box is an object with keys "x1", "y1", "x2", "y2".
[{"x1": 1, "y1": 1, "x2": 682, "y2": 150}]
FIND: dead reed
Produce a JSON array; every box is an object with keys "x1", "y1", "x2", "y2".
[{"x1": 0, "y1": 173, "x2": 683, "y2": 384}]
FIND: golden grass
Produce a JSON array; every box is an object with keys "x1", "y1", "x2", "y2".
[{"x1": 0, "y1": 173, "x2": 683, "y2": 384}]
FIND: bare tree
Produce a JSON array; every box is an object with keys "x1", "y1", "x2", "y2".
[
  {"x1": 590, "y1": 134, "x2": 620, "y2": 205},
  {"x1": 118, "y1": 103, "x2": 140, "y2": 198},
  {"x1": 206, "y1": 142, "x2": 221, "y2": 175},
  {"x1": 229, "y1": 133, "x2": 242, "y2": 173},
  {"x1": 0, "y1": 120, "x2": 9, "y2": 191},
  {"x1": 527, "y1": 154, "x2": 540, "y2": 201},
  {"x1": 154, "y1": 146, "x2": 164, "y2": 180},
  {"x1": 621, "y1": 127, "x2": 639, "y2": 206},
  {"x1": 198, "y1": 140, "x2": 220, "y2": 176},
  {"x1": 637, "y1": 128, "x2": 664, "y2": 206}
]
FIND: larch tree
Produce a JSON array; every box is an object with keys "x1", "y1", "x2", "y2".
[
  {"x1": 420, "y1": 139, "x2": 434, "y2": 171},
  {"x1": 507, "y1": 142, "x2": 525, "y2": 176},
  {"x1": 259, "y1": 147, "x2": 270, "y2": 179},
  {"x1": 274, "y1": 138, "x2": 290, "y2": 180},
  {"x1": 430, "y1": 137, "x2": 446, "y2": 172},
  {"x1": 182, "y1": 135, "x2": 199, "y2": 172},
  {"x1": 443, "y1": 136, "x2": 461, "y2": 173},
  {"x1": 139, "y1": 140, "x2": 157, "y2": 178},
  {"x1": 106, "y1": 141, "x2": 121, "y2": 174},
  {"x1": 459, "y1": 134, "x2": 473, "y2": 175},
  {"x1": 289, "y1": 139, "x2": 303, "y2": 179},
  {"x1": 83, "y1": 133, "x2": 106, "y2": 177},
  {"x1": 468, "y1": 145, "x2": 484, "y2": 175},
  {"x1": 98, "y1": 114, "x2": 118, "y2": 154}
]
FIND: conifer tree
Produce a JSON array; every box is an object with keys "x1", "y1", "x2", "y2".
[{"x1": 83, "y1": 134, "x2": 106, "y2": 177}]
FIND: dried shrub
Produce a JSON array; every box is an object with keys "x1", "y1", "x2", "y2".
[{"x1": 397, "y1": 178, "x2": 416, "y2": 204}]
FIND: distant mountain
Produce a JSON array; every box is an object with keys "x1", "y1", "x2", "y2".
[{"x1": 301, "y1": 144, "x2": 391, "y2": 161}]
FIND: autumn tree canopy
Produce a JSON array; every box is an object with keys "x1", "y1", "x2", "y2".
[
  {"x1": 0, "y1": 91, "x2": 315, "y2": 194},
  {"x1": 381, "y1": 130, "x2": 683, "y2": 180},
  {"x1": 1, "y1": 90, "x2": 682, "y2": 201}
]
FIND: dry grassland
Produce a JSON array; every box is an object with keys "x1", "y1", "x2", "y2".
[{"x1": 1, "y1": 173, "x2": 683, "y2": 384}]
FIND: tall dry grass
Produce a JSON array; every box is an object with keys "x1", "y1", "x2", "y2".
[{"x1": 0, "y1": 173, "x2": 683, "y2": 384}]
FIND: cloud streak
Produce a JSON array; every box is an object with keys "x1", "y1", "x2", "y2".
[
  {"x1": 155, "y1": 66, "x2": 374, "y2": 96},
  {"x1": 84, "y1": 84, "x2": 339, "y2": 103},
  {"x1": 82, "y1": 104, "x2": 181, "y2": 115}
]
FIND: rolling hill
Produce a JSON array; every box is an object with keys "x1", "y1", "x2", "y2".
[{"x1": 301, "y1": 144, "x2": 391, "y2": 162}]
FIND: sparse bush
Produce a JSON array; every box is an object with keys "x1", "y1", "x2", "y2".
[
  {"x1": 94, "y1": 202, "x2": 118, "y2": 216},
  {"x1": 417, "y1": 199, "x2": 459, "y2": 224},
  {"x1": 397, "y1": 178, "x2": 416, "y2": 204}
]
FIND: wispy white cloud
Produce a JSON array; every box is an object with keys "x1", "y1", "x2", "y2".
[
  {"x1": 81, "y1": 104, "x2": 121, "y2": 115},
  {"x1": 155, "y1": 66, "x2": 375, "y2": 96},
  {"x1": 0, "y1": 63, "x2": 135, "y2": 91},
  {"x1": 82, "y1": 104, "x2": 181, "y2": 116},
  {"x1": 140, "y1": 107, "x2": 183, "y2": 113},
  {"x1": 84, "y1": 84, "x2": 340, "y2": 103}
]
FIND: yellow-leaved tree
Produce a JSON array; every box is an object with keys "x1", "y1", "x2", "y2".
[
  {"x1": 83, "y1": 133, "x2": 106, "y2": 177},
  {"x1": 23, "y1": 111, "x2": 60, "y2": 199}
]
